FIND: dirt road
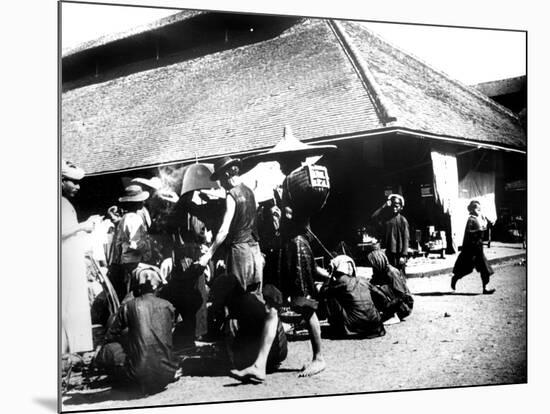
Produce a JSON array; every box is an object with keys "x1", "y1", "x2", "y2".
[{"x1": 62, "y1": 260, "x2": 526, "y2": 412}]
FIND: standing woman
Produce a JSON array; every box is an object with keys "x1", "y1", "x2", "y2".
[
  {"x1": 61, "y1": 160, "x2": 97, "y2": 354},
  {"x1": 451, "y1": 200, "x2": 496, "y2": 294}
]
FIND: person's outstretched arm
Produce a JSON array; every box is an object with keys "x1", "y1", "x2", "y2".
[
  {"x1": 371, "y1": 200, "x2": 391, "y2": 220},
  {"x1": 198, "y1": 195, "x2": 235, "y2": 267}
]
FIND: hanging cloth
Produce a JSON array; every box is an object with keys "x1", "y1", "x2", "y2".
[{"x1": 430, "y1": 150, "x2": 461, "y2": 250}]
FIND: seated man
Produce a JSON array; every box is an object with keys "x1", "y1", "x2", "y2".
[
  {"x1": 367, "y1": 249, "x2": 414, "y2": 324},
  {"x1": 319, "y1": 255, "x2": 385, "y2": 338},
  {"x1": 209, "y1": 274, "x2": 287, "y2": 382},
  {"x1": 96, "y1": 264, "x2": 180, "y2": 394}
]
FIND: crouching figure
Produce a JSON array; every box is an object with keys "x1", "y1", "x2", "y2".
[
  {"x1": 367, "y1": 249, "x2": 414, "y2": 325},
  {"x1": 319, "y1": 255, "x2": 386, "y2": 339},
  {"x1": 209, "y1": 273, "x2": 287, "y2": 383},
  {"x1": 96, "y1": 264, "x2": 180, "y2": 394}
]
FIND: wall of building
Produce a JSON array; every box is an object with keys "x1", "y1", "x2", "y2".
[{"x1": 311, "y1": 134, "x2": 445, "y2": 255}]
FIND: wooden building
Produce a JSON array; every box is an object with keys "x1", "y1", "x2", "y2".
[{"x1": 62, "y1": 10, "x2": 526, "y2": 253}]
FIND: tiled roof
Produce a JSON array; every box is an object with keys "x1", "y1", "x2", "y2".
[
  {"x1": 62, "y1": 18, "x2": 381, "y2": 174},
  {"x1": 341, "y1": 21, "x2": 526, "y2": 148},
  {"x1": 62, "y1": 16, "x2": 526, "y2": 175}
]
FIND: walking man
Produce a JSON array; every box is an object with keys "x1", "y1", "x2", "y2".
[{"x1": 451, "y1": 200, "x2": 496, "y2": 294}]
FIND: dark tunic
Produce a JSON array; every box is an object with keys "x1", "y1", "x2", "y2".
[
  {"x1": 256, "y1": 199, "x2": 282, "y2": 288},
  {"x1": 368, "y1": 249, "x2": 414, "y2": 320},
  {"x1": 279, "y1": 229, "x2": 319, "y2": 317},
  {"x1": 372, "y1": 207, "x2": 409, "y2": 268},
  {"x1": 320, "y1": 275, "x2": 385, "y2": 338},
  {"x1": 273, "y1": 173, "x2": 321, "y2": 316},
  {"x1": 98, "y1": 293, "x2": 179, "y2": 392},
  {"x1": 158, "y1": 204, "x2": 211, "y2": 342},
  {"x1": 226, "y1": 183, "x2": 263, "y2": 292},
  {"x1": 383, "y1": 214, "x2": 410, "y2": 257},
  {"x1": 452, "y1": 215, "x2": 494, "y2": 284},
  {"x1": 227, "y1": 183, "x2": 259, "y2": 244}
]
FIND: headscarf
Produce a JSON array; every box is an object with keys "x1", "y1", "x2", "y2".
[
  {"x1": 61, "y1": 159, "x2": 85, "y2": 181},
  {"x1": 367, "y1": 249, "x2": 390, "y2": 273},
  {"x1": 329, "y1": 255, "x2": 356, "y2": 277},
  {"x1": 132, "y1": 263, "x2": 165, "y2": 290},
  {"x1": 388, "y1": 194, "x2": 405, "y2": 207}
]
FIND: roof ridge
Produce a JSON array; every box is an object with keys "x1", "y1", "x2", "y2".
[
  {"x1": 326, "y1": 19, "x2": 397, "y2": 126},
  {"x1": 63, "y1": 9, "x2": 200, "y2": 58},
  {"x1": 354, "y1": 22, "x2": 522, "y2": 122}
]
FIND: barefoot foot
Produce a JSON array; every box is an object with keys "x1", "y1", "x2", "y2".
[
  {"x1": 383, "y1": 314, "x2": 401, "y2": 326},
  {"x1": 298, "y1": 358, "x2": 326, "y2": 377},
  {"x1": 229, "y1": 366, "x2": 266, "y2": 384}
]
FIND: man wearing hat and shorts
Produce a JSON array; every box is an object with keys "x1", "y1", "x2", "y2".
[
  {"x1": 61, "y1": 160, "x2": 98, "y2": 354},
  {"x1": 110, "y1": 185, "x2": 152, "y2": 300},
  {"x1": 198, "y1": 156, "x2": 263, "y2": 296},
  {"x1": 198, "y1": 156, "x2": 279, "y2": 383}
]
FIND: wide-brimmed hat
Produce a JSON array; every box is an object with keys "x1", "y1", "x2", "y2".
[
  {"x1": 210, "y1": 156, "x2": 241, "y2": 181},
  {"x1": 118, "y1": 185, "x2": 150, "y2": 203},
  {"x1": 130, "y1": 176, "x2": 162, "y2": 192},
  {"x1": 61, "y1": 159, "x2": 85, "y2": 181},
  {"x1": 242, "y1": 126, "x2": 337, "y2": 172}
]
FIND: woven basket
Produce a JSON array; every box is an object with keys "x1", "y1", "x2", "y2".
[{"x1": 283, "y1": 164, "x2": 330, "y2": 216}]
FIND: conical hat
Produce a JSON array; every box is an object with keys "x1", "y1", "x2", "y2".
[
  {"x1": 180, "y1": 163, "x2": 221, "y2": 196},
  {"x1": 243, "y1": 126, "x2": 337, "y2": 170}
]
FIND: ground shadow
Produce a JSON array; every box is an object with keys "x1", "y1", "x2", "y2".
[
  {"x1": 62, "y1": 386, "x2": 146, "y2": 406},
  {"x1": 414, "y1": 292, "x2": 481, "y2": 297},
  {"x1": 222, "y1": 367, "x2": 303, "y2": 387},
  {"x1": 223, "y1": 381, "x2": 262, "y2": 387},
  {"x1": 285, "y1": 332, "x2": 312, "y2": 342},
  {"x1": 179, "y1": 356, "x2": 230, "y2": 377},
  {"x1": 320, "y1": 325, "x2": 386, "y2": 340},
  {"x1": 272, "y1": 367, "x2": 303, "y2": 373},
  {"x1": 63, "y1": 354, "x2": 229, "y2": 407},
  {"x1": 33, "y1": 397, "x2": 57, "y2": 412}
]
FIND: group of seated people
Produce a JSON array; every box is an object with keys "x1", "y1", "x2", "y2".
[
  {"x1": 320, "y1": 249, "x2": 413, "y2": 339},
  {"x1": 94, "y1": 240, "x2": 413, "y2": 394}
]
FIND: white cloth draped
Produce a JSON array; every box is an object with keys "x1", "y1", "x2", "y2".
[
  {"x1": 61, "y1": 197, "x2": 94, "y2": 353},
  {"x1": 431, "y1": 150, "x2": 497, "y2": 249},
  {"x1": 430, "y1": 150, "x2": 461, "y2": 250}
]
